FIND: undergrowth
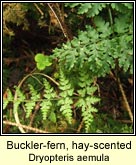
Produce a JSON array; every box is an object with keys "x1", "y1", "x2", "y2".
[{"x1": 3, "y1": 2, "x2": 133, "y2": 133}]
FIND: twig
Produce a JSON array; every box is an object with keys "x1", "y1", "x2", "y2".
[
  {"x1": 28, "y1": 102, "x2": 40, "y2": 130},
  {"x1": 3, "y1": 120, "x2": 49, "y2": 133},
  {"x1": 118, "y1": 77, "x2": 133, "y2": 122},
  {"x1": 76, "y1": 119, "x2": 84, "y2": 133},
  {"x1": 34, "y1": 3, "x2": 44, "y2": 17},
  {"x1": 32, "y1": 72, "x2": 59, "y2": 86},
  {"x1": 109, "y1": 71, "x2": 133, "y2": 122},
  {"x1": 117, "y1": 119, "x2": 133, "y2": 124},
  {"x1": 47, "y1": 3, "x2": 70, "y2": 40}
]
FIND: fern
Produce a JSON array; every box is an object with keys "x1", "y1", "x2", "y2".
[
  {"x1": 65, "y1": 3, "x2": 108, "y2": 17},
  {"x1": 65, "y1": 3, "x2": 133, "y2": 16},
  {"x1": 3, "y1": 88, "x2": 13, "y2": 110},
  {"x1": 53, "y1": 25, "x2": 114, "y2": 77},
  {"x1": 25, "y1": 84, "x2": 40, "y2": 118},
  {"x1": 53, "y1": 14, "x2": 133, "y2": 75},
  {"x1": 40, "y1": 79, "x2": 57, "y2": 121},
  {"x1": 58, "y1": 69, "x2": 74, "y2": 124},
  {"x1": 3, "y1": 2, "x2": 133, "y2": 133},
  {"x1": 13, "y1": 86, "x2": 26, "y2": 113},
  {"x1": 75, "y1": 69, "x2": 100, "y2": 132},
  {"x1": 3, "y1": 87, "x2": 26, "y2": 124},
  {"x1": 79, "y1": 3, "x2": 107, "y2": 17},
  {"x1": 111, "y1": 3, "x2": 133, "y2": 13},
  {"x1": 123, "y1": 3, "x2": 133, "y2": 9},
  {"x1": 51, "y1": 2, "x2": 133, "y2": 132}
]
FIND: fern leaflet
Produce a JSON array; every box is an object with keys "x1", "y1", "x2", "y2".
[
  {"x1": 13, "y1": 86, "x2": 26, "y2": 113},
  {"x1": 58, "y1": 70, "x2": 74, "y2": 124},
  {"x1": 40, "y1": 79, "x2": 57, "y2": 120},
  {"x1": 25, "y1": 84, "x2": 40, "y2": 118},
  {"x1": 3, "y1": 88, "x2": 13, "y2": 110}
]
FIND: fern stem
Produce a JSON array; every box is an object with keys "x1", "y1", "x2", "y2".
[
  {"x1": 14, "y1": 74, "x2": 30, "y2": 133},
  {"x1": 108, "y1": 5, "x2": 113, "y2": 26},
  {"x1": 30, "y1": 75, "x2": 43, "y2": 86},
  {"x1": 32, "y1": 72, "x2": 59, "y2": 86}
]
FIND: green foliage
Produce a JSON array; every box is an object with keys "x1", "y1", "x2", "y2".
[
  {"x1": 3, "y1": 2, "x2": 133, "y2": 133},
  {"x1": 25, "y1": 84, "x2": 40, "y2": 118},
  {"x1": 3, "y1": 70, "x2": 100, "y2": 133},
  {"x1": 111, "y1": 3, "x2": 133, "y2": 12},
  {"x1": 76, "y1": 69, "x2": 100, "y2": 132},
  {"x1": 40, "y1": 79, "x2": 57, "y2": 121},
  {"x1": 58, "y1": 70, "x2": 74, "y2": 124},
  {"x1": 65, "y1": 3, "x2": 133, "y2": 16},
  {"x1": 3, "y1": 88, "x2": 13, "y2": 110},
  {"x1": 13, "y1": 86, "x2": 26, "y2": 115},
  {"x1": 52, "y1": 13, "x2": 133, "y2": 76},
  {"x1": 65, "y1": 3, "x2": 108, "y2": 17},
  {"x1": 54, "y1": 24, "x2": 133, "y2": 77},
  {"x1": 51, "y1": 2, "x2": 133, "y2": 132},
  {"x1": 89, "y1": 114, "x2": 133, "y2": 133},
  {"x1": 35, "y1": 53, "x2": 53, "y2": 71}
]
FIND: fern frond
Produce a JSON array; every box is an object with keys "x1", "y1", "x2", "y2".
[
  {"x1": 58, "y1": 97, "x2": 73, "y2": 124},
  {"x1": 40, "y1": 79, "x2": 57, "y2": 120},
  {"x1": 65, "y1": 3, "x2": 108, "y2": 17},
  {"x1": 40, "y1": 101, "x2": 52, "y2": 120},
  {"x1": 80, "y1": 3, "x2": 107, "y2": 17},
  {"x1": 111, "y1": 3, "x2": 132, "y2": 13},
  {"x1": 3, "y1": 88, "x2": 13, "y2": 110},
  {"x1": 25, "y1": 84, "x2": 40, "y2": 118},
  {"x1": 75, "y1": 70, "x2": 100, "y2": 132},
  {"x1": 13, "y1": 86, "x2": 26, "y2": 113},
  {"x1": 58, "y1": 70, "x2": 74, "y2": 124},
  {"x1": 122, "y1": 3, "x2": 133, "y2": 9}
]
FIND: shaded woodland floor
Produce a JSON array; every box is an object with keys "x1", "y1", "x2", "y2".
[{"x1": 3, "y1": 27, "x2": 133, "y2": 133}]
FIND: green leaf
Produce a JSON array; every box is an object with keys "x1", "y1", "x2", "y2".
[
  {"x1": 25, "y1": 101, "x2": 35, "y2": 118},
  {"x1": 3, "y1": 99, "x2": 9, "y2": 110},
  {"x1": 41, "y1": 101, "x2": 52, "y2": 120},
  {"x1": 86, "y1": 97, "x2": 100, "y2": 105},
  {"x1": 78, "y1": 3, "x2": 92, "y2": 14},
  {"x1": 35, "y1": 53, "x2": 52, "y2": 70},
  {"x1": 3, "y1": 88, "x2": 13, "y2": 110},
  {"x1": 49, "y1": 112, "x2": 56, "y2": 123},
  {"x1": 76, "y1": 98, "x2": 85, "y2": 107}
]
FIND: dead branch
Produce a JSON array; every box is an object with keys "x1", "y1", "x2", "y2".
[{"x1": 3, "y1": 120, "x2": 49, "y2": 133}]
